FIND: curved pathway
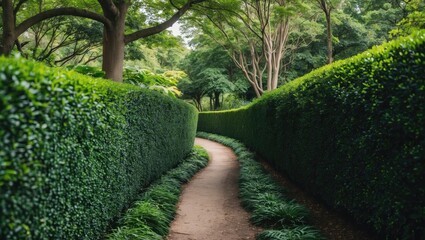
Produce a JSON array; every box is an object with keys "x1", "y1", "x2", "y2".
[{"x1": 167, "y1": 138, "x2": 260, "y2": 240}]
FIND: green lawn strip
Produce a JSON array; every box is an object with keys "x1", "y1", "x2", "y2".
[
  {"x1": 197, "y1": 132, "x2": 325, "y2": 240},
  {"x1": 107, "y1": 146, "x2": 209, "y2": 239}
]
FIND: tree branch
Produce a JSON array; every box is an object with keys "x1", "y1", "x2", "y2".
[
  {"x1": 15, "y1": 7, "x2": 111, "y2": 37},
  {"x1": 169, "y1": 0, "x2": 179, "y2": 9},
  {"x1": 84, "y1": 53, "x2": 102, "y2": 65},
  {"x1": 13, "y1": 0, "x2": 29, "y2": 15},
  {"x1": 97, "y1": 0, "x2": 119, "y2": 18},
  {"x1": 124, "y1": 0, "x2": 205, "y2": 44},
  {"x1": 14, "y1": 39, "x2": 26, "y2": 57}
]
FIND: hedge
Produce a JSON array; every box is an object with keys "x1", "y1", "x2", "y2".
[
  {"x1": 0, "y1": 57, "x2": 198, "y2": 239},
  {"x1": 198, "y1": 30, "x2": 425, "y2": 239}
]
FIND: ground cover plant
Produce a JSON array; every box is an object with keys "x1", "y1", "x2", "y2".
[
  {"x1": 0, "y1": 57, "x2": 198, "y2": 239},
  {"x1": 197, "y1": 31, "x2": 425, "y2": 239},
  {"x1": 197, "y1": 132, "x2": 324, "y2": 240},
  {"x1": 107, "y1": 146, "x2": 209, "y2": 239}
]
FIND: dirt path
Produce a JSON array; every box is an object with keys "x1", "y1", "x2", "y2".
[{"x1": 167, "y1": 138, "x2": 260, "y2": 240}]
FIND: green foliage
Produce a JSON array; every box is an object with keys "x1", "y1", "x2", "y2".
[
  {"x1": 257, "y1": 227, "x2": 325, "y2": 240},
  {"x1": 108, "y1": 225, "x2": 162, "y2": 240},
  {"x1": 17, "y1": 16, "x2": 103, "y2": 66},
  {"x1": 0, "y1": 57, "x2": 198, "y2": 239},
  {"x1": 123, "y1": 67, "x2": 178, "y2": 86},
  {"x1": 179, "y1": 40, "x2": 248, "y2": 111},
  {"x1": 69, "y1": 65, "x2": 183, "y2": 97},
  {"x1": 67, "y1": 64, "x2": 105, "y2": 78},
  {"x1": 251, "y1": 201, "x2": 310, "y2": 228},
  {"x1": 121, "y1": 201, "x2": 170, "y2": 236},
  {"x1": 390, "y1": 0, "x2": 425, "y2": 38},
  {"x1": 197, "y1": 132, "x2": 323, "y2": 240},
  {"x1": 108, "y1": 146, "x2": 209, "y2": 239},
  {"x1": 123, "y1": 68, "x2": 183, "y2": 98},
  {"x1": 197, "y1": 31, "x2": 425, "y2": 239}
]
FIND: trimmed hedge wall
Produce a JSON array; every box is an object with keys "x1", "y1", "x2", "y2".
[
  {"x1": 198, "y1": 31, "x2": 425, "y2": 239},
  {"x1": 0, "y1": 57, "x2": 198, "y2": 239}
]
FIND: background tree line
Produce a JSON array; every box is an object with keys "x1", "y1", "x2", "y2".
[{"x1": 1, "y1": 0, "x2": 424, "y2": 110}]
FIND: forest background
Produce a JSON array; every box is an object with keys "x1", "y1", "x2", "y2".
[{"x1": 1, "y1": 0, "x2": 424, "y2": 111}]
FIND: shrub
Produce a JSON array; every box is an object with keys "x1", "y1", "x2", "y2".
[
  {"x1": 0, "y1": 57, "x2": 198, "y2": 239},
  {"x1": 198, "y1": 31, "x2": 425, "y2": 238}
]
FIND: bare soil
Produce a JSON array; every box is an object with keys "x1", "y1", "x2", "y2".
[{"x1": 167, "y1": 138, "x2": 261, "y2": 240}]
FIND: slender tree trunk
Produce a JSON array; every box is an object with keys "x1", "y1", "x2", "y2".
[
  {"x1": 1, "y1": 0, "x2": 16, "y2": 55},
  {"x1": 265, "y1": 41, "x2": 273, "y2": 91},
  {"x1": 214, "y1": 92, "x2": 220, "y2": 110},
  {"x1": 325, "y1": 12, "x2": 333, "y2": 64},
  {"x1": 213, "y1": 92, "x2": 220, "y2": 110},
  {"x1": 195, "y1": 96, "x2": 203, "y2": 111},
  {"x1": 231, "y1": 52, "x2": 262, "y2": 98},
  {"x1": 102, "y1": 4, "x2": 128, "y2": 82}
]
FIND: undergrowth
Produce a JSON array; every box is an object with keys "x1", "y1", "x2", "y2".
[
  {"x1": 107, "y1": 146, "x2": 209, "y2": 239},
  {"x1": 197, "y1": 132, "x2": 325, "y2": 240}
]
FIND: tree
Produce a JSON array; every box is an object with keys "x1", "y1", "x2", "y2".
[
  {"x1": 178, "y1": 77, "x2": 206, "y2": 111},
  {"x1": 315, "y1": 0, "x2": 341, "y2": 64},
  {"x1": 18, "y1": 16, "x2": 103, "y2": 66},
  {"x1": 179, "y1": 38, "x2": 243, "y2": 110},
  {"x1": 1, "y1": 0, "x2": 204, "y2": 81},
  {"x1": 202, "y1": 68, "x2": 235, "y2": 110},
  {"x1": 389, "y1": 0, "x2": 425, "y2": 38},
  {"x1": 189, "y1": 0, "x2": 320, "y2": 97},
  {"x1": 125, "y1": 31, "x2": 188, "y2": 72}
]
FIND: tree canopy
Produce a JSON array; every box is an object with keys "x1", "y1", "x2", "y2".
[
  {"x1": 1, "y1": 0, "x2": 423, "y2": 103},
  {"x1": 1, "y1": 0, "x2": 204, "y2": 81}
]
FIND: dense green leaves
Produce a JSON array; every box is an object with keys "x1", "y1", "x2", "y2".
[
  {"x1": 198, "y1": 31, "x2": 425, "y2": 239},
  {"x1": 0, "y1": 57, "x2": 198, "y2": 239}
]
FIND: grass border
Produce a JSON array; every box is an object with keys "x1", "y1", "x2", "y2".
[
  {"x1": 107, "y1": 146, "x2": 209, "y2": 239},
  {"x1": 197, "y1": 132, "x2": 325, "y2": 240}
]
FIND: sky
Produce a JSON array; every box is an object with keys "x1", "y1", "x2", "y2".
[
  {"x1": 169, "y1": 22, "x2": 191, "y2": 47},
  {"x1": 170, "y1": 22, "x2": 182, "y2": 36}
]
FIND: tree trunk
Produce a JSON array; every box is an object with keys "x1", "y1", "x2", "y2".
[
  {"x1": 325, "y1": 8, "x2": 333, "y2": 63},
  {"x1": 209, "y1": 96, "x2": 213, "y2": 110},
  {"x1": 214, "y1": 92, "x2": 220, "y2": 110},
  {"x1": 102, "y1": 4, "x2": 127, "y2": 82},
  {"x1": 1, "y1": 32, "x2": 16, "y2": 56},
  {"x1": 196, "y1": 97, "x2": 203, "y2": 111},
  {"x1": 102, "y1": 26, "x2": 125, "y2": 81},
  {"x1": 1, "y1": 0, "x2": 16, "y2": 55}
]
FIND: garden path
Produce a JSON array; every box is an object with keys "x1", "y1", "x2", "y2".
[{"x1": 167, "y1": 138, "x2": 260, "y2": 240}]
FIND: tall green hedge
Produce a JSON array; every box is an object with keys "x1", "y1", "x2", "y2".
[
  {"x1": 198, "y1": 31, "x2": 425, "y2": 239},
  {"x1": 0, "y1": 57, "x2": 198, "y2": 239}
]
